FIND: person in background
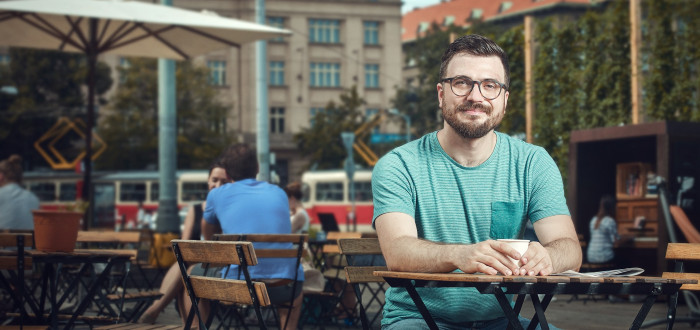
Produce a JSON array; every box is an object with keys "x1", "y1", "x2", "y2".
[
  {"x1": 136, "y1": 199, "x2": 146, "y2": 228},
  {"x1": 203, "y1": 143, "x2": 304, "y2": 330},
  {"x1": 138, "y1": 160, "x2": 228, "y2": 325},
  {"x1": 0, "y1": 154, "x2": 39, "y2": 230},
  {"x1": 285, "y1": 181, "x2": 310, "y2": 234},
  {"x1": 372, "y1": 34, "x2": 580, "y2": 329},
  {"x1": 587, "y1": 195, "x2": 619, "y2": 264}
]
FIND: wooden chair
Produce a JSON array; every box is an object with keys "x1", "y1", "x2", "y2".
[
  {"x1": 75, "y1": 230, "x2": 163, "y2": 322},
  {"x1": 338, "y1": 237, "x2": 387, "y2": 330},
  {"x1": 669, "y1": 205, "x2": 700, "y2": 243},
  {"x1": 172, "y1": 239, "x2": 272, "y2": 330},
  {"x1": 213, "y1": 234, "x2": 307, "y2": 329},
  {"x1": 0, "y1": 233, "x2": 35, "y2": 328},
  {"x1": 640, "y1": 243, "x2": 700, "y2": 328}
]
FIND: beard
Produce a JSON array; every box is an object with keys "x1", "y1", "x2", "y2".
[{"x1": 442, "y1": 100, "x2": 503, "y2": 139}]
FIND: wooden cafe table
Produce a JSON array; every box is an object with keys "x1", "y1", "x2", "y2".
[
  {"x1": 26, "y1": 249, "x2": 134, "y2": 329},
  {"x1": 374, "y1": 270, "x2": 696, "y2": 330}
]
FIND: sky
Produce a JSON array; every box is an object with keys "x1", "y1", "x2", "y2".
[{"x1": 402, "y1": 0, "x2": 442, "y2": 14}]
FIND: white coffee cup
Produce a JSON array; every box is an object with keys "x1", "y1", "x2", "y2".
[{"x1": 497, "y1": 239, "x2": 530, "y2": 267}]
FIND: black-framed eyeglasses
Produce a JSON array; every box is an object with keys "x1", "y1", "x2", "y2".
[{"x1": 440, "y1": 76, "x2": 507, "y2": 100}]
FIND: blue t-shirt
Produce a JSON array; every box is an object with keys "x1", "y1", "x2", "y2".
[
  {"x1": 204, "y1": 178, "x2": 304, "y2": 281},
  {"x1": 372, "y1": 131, "x2": 569, "y2": 325}
]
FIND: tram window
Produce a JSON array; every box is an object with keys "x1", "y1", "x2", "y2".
[
  {"x1": 316, "y1": 182, "x2": 343, "y2": 201},
  {"x1": 353, "y1": 181, "x2": 373, "y2": 202},
  {"x1": 120, "y1": 183, "x2": 146, "y2": 202},
  {"x1": 29, "y1": 182, "x2": 56, "y2": 201},
  {"x1": 182, "y1": 182, "x2": 208, "y2": 201},
  {"x1": 301, "y1": 183, "x2": 311, "y2": 203},
  {"x1": 151, "y1": 183, "x2": 159, "y2": 202},
  {"x1": 58, "y1": 182, "x2": 77, "y2": 201}
]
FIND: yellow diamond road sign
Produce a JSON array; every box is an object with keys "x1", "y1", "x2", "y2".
[{"x1": 34, "y1": 117, "x2": 107, "y2": 170}]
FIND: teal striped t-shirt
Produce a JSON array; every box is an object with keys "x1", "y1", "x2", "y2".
[{"x1": 372, "y1": 131, "x2": 570, "y2": 326}]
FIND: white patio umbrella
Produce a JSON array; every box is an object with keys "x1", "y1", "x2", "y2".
[{"x1": 0, "y1": 0, "x2": 289, "y2": 205}]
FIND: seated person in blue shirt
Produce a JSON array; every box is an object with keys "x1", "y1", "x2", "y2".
[
  {"x1": 203, "y1": 143, "x2": 304, "y2": 330},
  {"x1": 372, "y1": 34, "x2": 581, "y2": 329}
]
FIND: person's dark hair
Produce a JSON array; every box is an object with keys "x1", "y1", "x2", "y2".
[
  {"x1": 439, "y1": 34, "x2": 510, "y2": 88},
  {"x1": 0, "y1": 154, "x2": 24, "y2": 184},
  {"x1": 284, "y1": 181, "x2": 303, "y2": 200},
  {"x1": 208, "y1": 158, "x2": 226, "y2": 176},
  {"x1": 594, "y1": 194, "x2": 616, "y2": 229},
  {"x1": 219, "y1": 143, "x2": 258, "y2": 181}
]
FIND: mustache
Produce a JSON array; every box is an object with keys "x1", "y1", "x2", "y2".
[{"x1": 455, "y1": 101, "x2": 491, "y2": 113}]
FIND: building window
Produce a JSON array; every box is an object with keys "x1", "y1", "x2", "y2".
[
  {"x1": 310, "y1": 107, "x2": 325, "y2": 127},
  {"x1": 310, "y1": 62, "x2": 340, "y2": 87},
  {"x1": 363, "y1": 21, "x2": 379, "y2": 45},
  {"x1": 267, "y1": 16, "x2": 286, "y2": 42},
  {"x1": 270, "y1": 107, "x2": 285, "y2": 133},
  {"x1": 365, "y1": 64, "x2": 379, "y2": 88},
  {"x1": 309, "y1": 19, "x2": 340, "y2": 43},
  {"x1": 499, "y1": 1, "x2": 513, "y2": 13},
  {"x1": 0, "y1": 54, "x2": 9, "y2": 65},
  {"x1": 207, "y1": 60, "x2": 226, "y2": 86},
  {"x1": 443, "y1": 16, "x2": 455, "y2": 26},
  {"x1": 470, "y1": 8, "x2": 483, "y2": 20},
  {"x1": 269, "y1": 61, "x2": 285, "y2": 86}
]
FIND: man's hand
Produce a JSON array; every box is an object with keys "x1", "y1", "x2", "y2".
[
  {"x1": 456, "y1": 240, "x2": 528, "y2": 276},
  {"x1": 518, "y1": 241, "x2": 554, "y2": 276}
]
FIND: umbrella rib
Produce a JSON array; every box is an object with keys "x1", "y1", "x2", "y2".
[
  {"x1": 17, "y1": 13, "x2": 86, "y2": 52},
  {"x1": 64, "y1": 16, "x2": 90, "y2": 51},
  {"x1": 109, "y1": 24, "x2": 189, "y2": 59},
  {"x1": 97, "y1": 19, "x2": 112, "y2": 45},
  {"x1": 179, "y1": 25, "x2": 241, "y2": 49},
  {"x1": 99, "y1": 22, "x2": 142, "y2": 53}
]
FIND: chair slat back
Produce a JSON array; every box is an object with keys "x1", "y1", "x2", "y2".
[
  {"x1": 214, "y1": 233, "x2": 307, "y2": 259},
  {"x1": 189, "y1": 276, "x2": 271, "y2": 306},
  {"x1": 664, "y1": 243, "x2": 700, "y2": 291},
  {"x1": 173, "y1": 239, "x2": 257, "y2": 266},
  {"x1": 0, "y1": 233, "x2": 33, "y2": 248},
  {"x1": 338, "y1": 237, "x2": 382, "y2": 255},
  {"x1": 323, "y1": 232, "x2": 362, "y2": 254},
  {"x1": 669, "y1": 206, "x2": 700, "y2": 243}
]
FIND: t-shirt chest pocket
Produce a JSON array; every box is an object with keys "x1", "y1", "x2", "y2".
[{"x1": 490, "y1": 201, "x2": 525, "y2": 239}]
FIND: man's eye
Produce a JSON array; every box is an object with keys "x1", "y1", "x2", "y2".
[
  {"x1": 483, "y1": 82, "x2": 498, "y2": 90},
  {"x1": 454, "y1": 79, "x2": 470, "y2": 86}
]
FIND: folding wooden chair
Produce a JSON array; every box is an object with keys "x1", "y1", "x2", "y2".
[
  {"x1": 213, "y1": 233, "x2": 307, "y2": 329},
  {"x1": 172, "y1": 239, "x2": 272, "y2": 330},
  {"x1": 0, "y1": 233, "x2": 35, "y2": 327},
  {"x1": 338, "y1": 237, "x2": 387, "y2": 330},
  {"x1": 75, "y1": 230, "x2": 163, "y2": 322}
]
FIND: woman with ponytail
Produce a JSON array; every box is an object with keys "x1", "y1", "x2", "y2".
[{"x1": 586, "y1": 195, "x2": 619, "y2": 264}]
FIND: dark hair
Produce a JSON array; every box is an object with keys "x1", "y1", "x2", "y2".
[
  {"x1": 0, "y1": 154, "x2": 24, "y2": 184},
  {"x1": 219, "y1": 143, "x2": 258, "y2": 181},
  {"x1": 208, "y1": 158, "x2": 226, "y2": 176},
  {"x1": 284, "y1": 181, "x2": 303, "y2": 200},
  {"x1": 439, "y1": 34, "x2": 510, "y2": 88},
  {"x1": 594, "y1": 194, "x2": 616, "y2": 229}
]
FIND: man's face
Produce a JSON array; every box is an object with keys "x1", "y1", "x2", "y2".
[{"x1": 437, "y1": 53, "x2": 509, "y2": 139}]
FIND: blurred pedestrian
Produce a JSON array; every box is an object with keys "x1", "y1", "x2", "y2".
[{"x1": 0, "y1": 154, "x2": 39, "y2": 230}]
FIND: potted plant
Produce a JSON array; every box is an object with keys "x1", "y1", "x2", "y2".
[{"x1": 32, "y1": 200, "x2": 88, "y2": 252}]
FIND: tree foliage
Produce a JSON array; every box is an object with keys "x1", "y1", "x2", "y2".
[
  {"x1": 96, "y1": 58, "x2": 232, "y2": 170},
  {"x1": 294, "y1": 86, "x2": 366, "y2": 170},
  {"x1": 0, "y1": 49, "x2": 112, "y2": 167}
]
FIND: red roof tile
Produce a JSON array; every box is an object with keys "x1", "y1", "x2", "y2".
[{"x1": 402, "y1": 0, "x2": 593, "y2": 42}]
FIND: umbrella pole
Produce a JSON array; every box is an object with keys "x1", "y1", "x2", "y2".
[{"x1": 82, "y1": 18, "x2": 98, "y2": 229}]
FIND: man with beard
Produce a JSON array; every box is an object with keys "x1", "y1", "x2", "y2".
[{"x1": 372, "y1": 34, "x2": 581, "y2": 329}]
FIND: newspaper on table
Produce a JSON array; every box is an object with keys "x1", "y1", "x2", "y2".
[{"x1": 552, "y1": 267, "x2": 644, "y2": 277}]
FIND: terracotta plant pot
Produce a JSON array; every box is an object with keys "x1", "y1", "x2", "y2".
[{"x1": 32, "y1": 210, "x2": 82, "y2": 252}]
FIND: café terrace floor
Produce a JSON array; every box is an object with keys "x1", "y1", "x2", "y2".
[{"x1": 144, "y1": 294, "x2": 697, "y2": 329}]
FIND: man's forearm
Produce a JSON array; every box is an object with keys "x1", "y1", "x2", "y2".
[
  {"x1": 383, "y1": 236, "x2": 462, "y2": 273},
  {"x1": 544, "y1": 237, "x2": 582, "y2": 273}
]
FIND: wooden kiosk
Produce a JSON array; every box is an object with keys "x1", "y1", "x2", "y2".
[{"x1": 568, "y1": 121, "x2": 700, "y2": 275}]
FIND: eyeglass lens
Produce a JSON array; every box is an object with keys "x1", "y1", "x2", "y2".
[{"x1": 450, "y1": 77, "x2": 502, "y2": 100}]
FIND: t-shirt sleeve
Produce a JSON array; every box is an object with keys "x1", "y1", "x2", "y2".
[
  {"x1": 527, "y1": 147, "x2": 570, "y2": 222},
  {"x1": 371, "y1": 152, "x2": 416, "y2": 226},
  {"x1": 203, "y1": 190, "x2": 219, "y2": 225}
]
